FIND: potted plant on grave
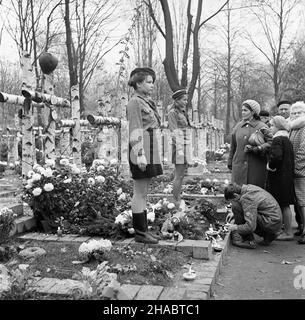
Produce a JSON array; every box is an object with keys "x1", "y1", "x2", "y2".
[{"x1": 22, "y1": 158, "x2": 134, "y2": 238}]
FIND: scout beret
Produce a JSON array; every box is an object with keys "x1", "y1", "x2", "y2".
[{"x1": 129, "y1": 67, "x2": 156, "y2": 82}]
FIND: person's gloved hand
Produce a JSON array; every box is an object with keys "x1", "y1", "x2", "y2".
[{"x1": 244, "y1": 145, "x2": 261, "y2": 154}]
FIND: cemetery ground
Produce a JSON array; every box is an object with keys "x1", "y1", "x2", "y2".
[
  {"x1": 0, "y1": 160, "x2": 231, "y2": 300},
  {"x1": 4, "y1": 159, "x2": 304, "y2": 300},
  {"x1": 213, "y1": 212, "x2": 305, "y2": 300}
]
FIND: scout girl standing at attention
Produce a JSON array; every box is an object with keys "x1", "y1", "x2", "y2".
[{"x1": 126, "y1": 67, "x2": 163, "y2": 244}]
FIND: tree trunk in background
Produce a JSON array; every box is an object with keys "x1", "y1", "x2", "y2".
[
  {"x1": 64, "y1": 0, "x2": 78, "y2": 98},
  {"x1": 159, "y1": 0, "x2": 180, "y2": 91},
  {"x1": 187, "y1": 0, "x2": 202, "y2": 120},
  {"x1": 225, "y1": 1, "x2": 232, "y2": 138}
]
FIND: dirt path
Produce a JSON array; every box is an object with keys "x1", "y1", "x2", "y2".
[{"x1": 213, "y1": 218, "x2": 305, "y2": 300}]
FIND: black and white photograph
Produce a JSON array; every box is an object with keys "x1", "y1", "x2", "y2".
[{"x1": 0, "y1": 0, "x2": 305, "y2": 308}]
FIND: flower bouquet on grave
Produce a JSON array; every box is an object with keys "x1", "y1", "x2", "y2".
[{"x1": 78, "y1": 239, "x2": 112, "y2": 262}]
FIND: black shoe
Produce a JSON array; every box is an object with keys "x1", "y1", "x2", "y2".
[
  {"x1": 233, "y1": 240, "x2": 257, "y2": 249},
  {"x1": 297, "y1": 234, "x2": 305, "y2": 244},
  {"x1": 294, "y1": 230, "x2": 303, "y2": 236},
  {"x1": 133, "y1": 212, "x2": 158, "y2": 244}
]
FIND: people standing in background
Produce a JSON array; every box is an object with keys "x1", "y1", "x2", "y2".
[
  {"x1": 266, "y1": 116, "x2": 294, "y2": 240},
  {"x1": 289, "y1": 101, "x2": 305, "y2": 244},
  {"x1": 276, "y1": 99, "x2": 303, "y2": 235},
  {"x1": 277, "y1": 100, "x2": 292, "y2": 120},
  {"x1": 126, "y1": 67, "x2": 163, "y2": 244},
  {"x1": 228, "y1": 99, "x2": 272, "y2": 189},
  {"x1": 167, "y1": 88, "x2": 191, "y2": 210},
  {"x1": 259, "y1": 110, "x2": 271, "y2": 127}
]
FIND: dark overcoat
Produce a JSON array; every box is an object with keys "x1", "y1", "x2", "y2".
[
  {"x1": 228, "y1": 119, "x2": 272, "y2": 188},
  {"x1": 266, "y1": 133, "x2": 295, "y2": 207}
]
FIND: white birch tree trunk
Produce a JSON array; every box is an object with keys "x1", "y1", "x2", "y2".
[
  {"x1": 43, "y1": 74, "x2": 56, "y2": 161},
  {"x1": 20, "y1": 51, "x2": 34, "y2": 177},
  {"x1": 71, "y1": 85, "x2": 81, "y2": 167}
]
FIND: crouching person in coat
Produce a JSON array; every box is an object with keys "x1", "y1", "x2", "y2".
[{"x1": 224, "y1": 183, "x2": 282, "y2": 248}]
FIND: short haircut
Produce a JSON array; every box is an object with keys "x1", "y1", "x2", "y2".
[
  {"x1": 259, "y1": 110, "x2": 270, "y2": 117},
  {"x1": 224, "y1": 183, "x2": 242, "y2": 200},
  {"x1": 128, "y1": 68, "x2": 156, "y2": 90}
]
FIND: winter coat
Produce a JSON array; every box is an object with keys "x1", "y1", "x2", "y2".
[
  {"x1": 126, "y1": 94, "x2": 162, "y2": 165},
  {"x1": 228, "y1": 119, "x2": 272, "y2": 188},
  {"x1": 167, "y1": 106, "x2": 192, "y2": 164},
  {"x1": 289, "y1": 116, "x2": 305, "y2": 178},
  {"x1": 265, "y1": 131, "x2": 295, "y2": 207},
  {"x1": 236, "y1": 184, "x2": 282, "y2": 235}
]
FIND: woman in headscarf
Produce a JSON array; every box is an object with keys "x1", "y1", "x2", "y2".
[
  {"x1": 266, "y1": 116, "x2": 294, "y2": 240},
  {"x1": 167, "y1": 88, "x2": 191, "y2": 210},
  {"x1": 126, "y1": 67, "x2": 163, "y2": 244},
  {"x1": 227, "y1": 99, "x2": 273, "y2": 188},
  {"x1": 289, "y1": 101, "x2": 305, "y2": 244}
]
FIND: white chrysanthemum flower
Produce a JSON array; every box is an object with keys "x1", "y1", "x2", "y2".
[
  {"x1": 95, "y1": 176, "x2": 105, "y2": 183},
  {"x1": 206, "y1": 178, "x2": 211, "y2": 183},
  {"x1": 33, "y1": 164, "x2": 41, "y2": 171},
  {"x1": 70, "y1": 165, "x2": 81, "y2": 174},
  {"x1": 127, "y1": 228, "x2": 135, "y2": 235},
  {"x1": 32, "y1": 187, "x2": 42, "y2": 196},
  {"x1": 117, "y1": 188, "x2": 122, "y2": 195},
  {"x1": 118, "y1": 193, "x2": 126, "y2": 201},
  {"x1": 78, "y1": 239, "x2": 112, "y2": 260},
  {"x1": 15, "y1": 161, "x2": 20, "y2": 166},
  {"x1": 45, "y1": 159, "x2": 55, "y2": 167},
  {"x1": 200, "y1": 187, "x2": 208, "y2": 194},
  {"x1": 115, "y1": 210, "x2": 132, "y2": 225},
  {"x1": 32, "y1": 173, "x2": 42, "y2": 182},
  {"x1": 60, "y1": 158, "x2": 70, "y2": 166},
  {"x1": 110, "y1": 159, "x2": 118, "y2": 166},
  {"x1": 36, "y1": 167, "x2": 46, "y2": 175},
  {"x1": 213, "y1": 178, "x2": 218, "y2": 184},
  {"x1": 167, "y1": 203, "x2": 176, "y2": 210},
  {"x1": 97, "y1": 165, "x2": 105, "y2": 173},
  {"x1": 147, "y1": 210, "x2": 155, "y2": 222},
  {"x1": 224, "y1": 179, "x2": 229, "y2": 185},
  {"x1": 9, "y1": 163, "x2": 14, "y2": 168},
  {"x1": 25, "y1": 184, "x2": 32, "y2": 190},
  {"x1": 63, "y1": 178, "x2": 72, "y2": 184},
  {"x1": 27, "y1": 170, "x2": 35, "y2": 178},
  {"x1": 153, "y1": 203, "x2": 162, "y2": 210},
  {"x1": 43, "y1": 167, "x2": 53, "y2": 178},
  {"x1": 87, "y1": 177, "x2": 95, "y2": 186},
  {"x1": 43, "y1": 183, "x2": 54, "y2": 192},
  {"x1": 163, "y1": 188, "x2": 169, "y2": 193}
]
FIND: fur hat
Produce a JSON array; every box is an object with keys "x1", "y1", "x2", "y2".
[
  {"x1": 129, "y1": 67, "x2": 156, "y2": 82},
  {"x1": 291, "y1": 101, "x2": 305, "y2": 114},
  {"x1": 271, "y1": 115, "x2": 289, "y2": 131},
  {"x1": 242, "y1": 99, "x2": 261, "y2": 115},
  {"x1": 172, "y1": 89, "x2": 187, "y2": 100}
]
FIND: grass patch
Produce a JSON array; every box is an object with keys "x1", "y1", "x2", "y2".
[{"x1": 11, "y1": 239, "x2": 191, "y2": 287}]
